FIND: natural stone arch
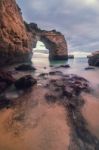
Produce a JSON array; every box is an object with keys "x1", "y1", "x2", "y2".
[
  {"x1": 0, "y1": 0, "x2": 68, "y2": 66},
  {"x1": 35, "y1": 30, "x2": 68, "y2": 60}
]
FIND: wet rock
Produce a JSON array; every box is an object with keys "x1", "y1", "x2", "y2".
[
  {"x1": 50, "y1": 65, "x2": 53, "y2": 67},
  {"x1": 45, "y1": 94, "x2": 57, "y2": 103},
  {"x1": 39, "y1": 73, "x2": 48, "y2": 77},
  {"x1": 15, "y1": 75, "x2": 37, "y2": 90},
  {"x1": 57, "y1": 64, "x2": 70, "y2": 68},
  {"x1": 0, "y1": 71, "x2": 15, "y2": 94},
  {"x1": 88, "y1": 51, "x2": 99, "y2": 67},
  {"x1": 62, "y1": 86, "x2": 74, "y2": 98},
  {"x1": 15, "y1": 64, "x2": 36, "y2": 71},
  {"x1": 49, "y1": 71, "x2": 63, "y2": 76},
  {"x1": 68, "y1": 55, "x2": 74, "y2": 59},
  {"x1": 44, "y1": 67, "x2": 47, "y2": 69},
  {"x1": 0, "y1": 97, "x2": 12, "y2": 109},
  {"x1": 49, "y1": 74, "x2": 90, "y2": 99},
  {"x1": 85, "y1": 67, "x2": 95, "y2": 70}
]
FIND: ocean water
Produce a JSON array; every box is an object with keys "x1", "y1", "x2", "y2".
[{"x1": 32, "y1": 52, "x2": 99, "y2": 87}]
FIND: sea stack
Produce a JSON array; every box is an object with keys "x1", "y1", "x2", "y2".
[{"x1": 88, "y1": 51, "x2": 99, "y2": 67}]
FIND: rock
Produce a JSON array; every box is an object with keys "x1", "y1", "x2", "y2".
[
  {"x1": 50, "y1": 65, "x2": 53, "y2": 67},
  {"x1": 49, "y1": 71, "x2": 63, "y2": 76},
  {"x1": 0, "y1": 97, "x2": 12, "y2": 109},
  {"x1": 85, "y1": 67, "x2": 95, "y2": 70},
  {"x1": 0, "y1": 71, "x2": 15, "y2": 94},
  {"x1": 40, "y1": 30, "x2": 68, "y2": 60},
  {"x1": 49, "y1": 74, "x2": 90, "y2": 98},
  {"x1": 57, "y1": 64, "x2": 70, "y2": 68},
  {"x1": 39, "y1": 73, "x2": 48, "y2": 77},
  {"x1": 15, "y1": 64, "x2": 36, "y2": 71},
  {"x1": 15, "y1": 75, "x2": 37, "y2": 90},
  {"x1": 44, "y1": 67, "x2": 47, "y2": 69},
  {"x1": 62, "y1": 86, "x2": 74, "y2": 98},
  {"x1": 45, "y1": 94, "x2": 57, "y2": 103},
  {"x1": 88, "y1": 51, "x2": 99, "y2": 67},
  {"x1": 68, "y1": 55, "x2": 74, "y2": 59}
]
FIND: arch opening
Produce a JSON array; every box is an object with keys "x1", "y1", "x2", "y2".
[{"x1": 31, "y1": 40, "x2": 50, "y2": 67}]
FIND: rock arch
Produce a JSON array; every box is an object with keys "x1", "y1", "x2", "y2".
[
  {"x1": 33, "y1": 30, "x2": 68, "y2": 60},
  {"x1": 0, "y1": 0, "x2": 68, "y2": 66}
]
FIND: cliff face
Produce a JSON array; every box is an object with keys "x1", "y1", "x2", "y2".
[
  {"x1": 0, "y1": 0, "x2": 68, "y2": 66},
  {"x1": 0, "y1": 0, "x2": 35, "y2": 65}
]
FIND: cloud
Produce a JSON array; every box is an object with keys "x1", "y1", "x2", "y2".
[{"x1": 17, "y1": 0, "x2": 99, "y2": 52}]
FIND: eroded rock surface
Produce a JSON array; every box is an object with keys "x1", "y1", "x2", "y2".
[
  {"x1": 88, "y1": 51, "x2": 99, "y2": 67},
  {"x1": 15, "y1": 75, "x2": 37, "y2": 90},
  {"x1": 0, "y1": 0, "x2": 36, "y2": 65},
  {"x1": 0, "y1": 70, "x2": 15, "y2": 94},
  {"x1": 40, "y1": 30, "x2": 68, "y2": 60}
]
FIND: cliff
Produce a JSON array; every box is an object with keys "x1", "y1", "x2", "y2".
[
  {"x1": 0, "y1": 0, "x2": 36, "y2": 65},
  {"x1": 0, "y1": 0, "x2": 68, "y2": 66}
]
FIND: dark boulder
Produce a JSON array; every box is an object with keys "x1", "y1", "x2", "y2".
[
  {"x1": 0, "y1": 97, "x2": 12, "y2": 109},
  {"x1": 85, "y1": 67, "x2": 95, "y2": 70},
  {"x1": 49, "y1": 71, "x2": 63, "y2": 76},
  {"x1": 68, "y1": 55, "x2": 74, "y2": 59},
  {"x1": 15, "y1": 64, "x2": 36, "y2": 71},
  {"x1": 0, "y1": 71, "x2": 15, "y2": 94},
  {"x1": 15, "y1": 75, "x2": 37, "y2": 90},
  {"x1": 57, "y1": 64, "x2": 70, "y2": 68}
]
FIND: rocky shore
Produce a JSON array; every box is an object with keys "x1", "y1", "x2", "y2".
[{"x1": 0, "y1": 64, "x2": 99, "y2": 149}]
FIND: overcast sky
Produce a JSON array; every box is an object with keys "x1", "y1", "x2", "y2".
[{"x1": 17, "y1": 0, "x2": 99, "y2": 52}]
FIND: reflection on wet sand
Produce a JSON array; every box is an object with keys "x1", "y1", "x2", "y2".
[
  {"x1": 0, "y1": 86, "x2": 70, "y2": 150},
  {"x1": 82, "y1": 93, "x2": 99, "y2": 139}
]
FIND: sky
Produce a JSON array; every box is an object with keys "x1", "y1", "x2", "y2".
[{"x1": 17, "y1": 0, "x2": 99, "y2": 53}]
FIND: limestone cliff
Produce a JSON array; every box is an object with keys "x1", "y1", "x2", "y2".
[
  {"x1": 0, "y1": 0, "x2": 35, "y2": 65},
  {"x1": 0, "y1": 0, "x2": 68, "y2": 66}
]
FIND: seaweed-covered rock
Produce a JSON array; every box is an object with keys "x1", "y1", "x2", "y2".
[
  {"x1": 15, "y1": 64, "x2": 36, "y2": 71},
  {"x1": 15, "y1": 75, "x2": 37, "y2": 90},
  {"x1": 0, "y1": 71, "x2": 15, "y2": 94},
  {"x1": 0, "y1": 97, "x2": 12, "y2": 109}
]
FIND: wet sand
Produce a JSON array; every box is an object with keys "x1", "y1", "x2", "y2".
[
  {"x1": 0, "y1": 85, "x2": 70, "y2": 150},
  {"x1": 82, "y1": 93, "x2": 99, "y2": 139}
]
